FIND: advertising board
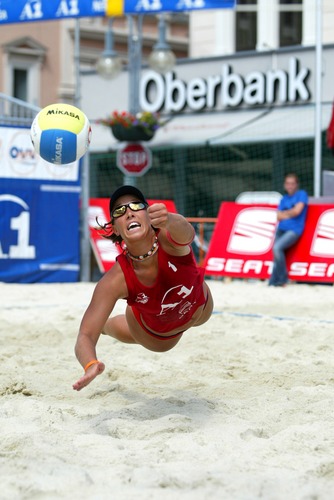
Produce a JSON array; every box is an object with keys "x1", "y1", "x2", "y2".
[
  {"x1": 0, "y1": 126, "x2": 80, "y2": 283},
  {"x1": 204, "y1": 202, "x2": 334, "y2": 283}
]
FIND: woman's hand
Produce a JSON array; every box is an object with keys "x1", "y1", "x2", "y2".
[
  {"x1": 147, "y1": 203, "x2": 169, "y2": 228},
  {"x1": 72, "y1": 361, "x2": 105, "y2": 391}
]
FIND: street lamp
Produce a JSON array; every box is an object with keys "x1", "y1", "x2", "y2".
[
  {"x1": 148, "y1": 14, "x2": 176, "y2": 74},
  {"x1": 96, "y1": 18, "x2": 122, "y2": 79},
  {"x1": 97, "y1": 14, "x2": 176, "y2": 81},
  {"x1": 96, "y1": 14, "x2": 175, "y2": 187},
  {"x1": 127, "y1": 15, "x2": 143, "y2": 115}
]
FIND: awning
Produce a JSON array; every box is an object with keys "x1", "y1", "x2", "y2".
[
  {"x1": 208, "y1": 104, "x2": 333, "y2": 146},
  {"x1": 149, "y1": 110, "x2": 265, "y2": 147},
  {"x1": 88, "y1": 104, "x2": 332, "y2": 152}
]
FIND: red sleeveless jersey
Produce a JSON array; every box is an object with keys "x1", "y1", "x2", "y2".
[{"x1": 116, "y1": 245, "x2": 206, "y2": 333}]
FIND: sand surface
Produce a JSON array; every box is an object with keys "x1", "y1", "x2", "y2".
[{"x1": 1, "y1": 280, "x2": 334, "y2": 500}]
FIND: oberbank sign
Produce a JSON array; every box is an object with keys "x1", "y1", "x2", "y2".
[{"x1": 141, "y1": 57, "x2": 311, "y2": 113}]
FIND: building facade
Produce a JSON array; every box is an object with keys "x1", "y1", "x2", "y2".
[
  {"x1": 0, "y1": 14, "x2": 189, "y2": 108},
  {"x1": 82, "y1": 42, "x2": 334, "y2": 216},
  {"x1": 1, "y1": 2, "x2": 334, "y2": 109},
  {"x1": 1, "y1": 1, "x2": 334, "y2": 215},
  {"x1": 190, "y1": 0, "x2": 334, "y2": 57}
]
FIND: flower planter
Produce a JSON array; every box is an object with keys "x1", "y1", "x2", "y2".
[{"x1": 111, "y1": 124, "x2": 155, "y2": 142}]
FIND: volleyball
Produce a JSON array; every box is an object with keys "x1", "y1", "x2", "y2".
[{"x1": 30, "y1": 103, "x2": 91, "y2": 165}]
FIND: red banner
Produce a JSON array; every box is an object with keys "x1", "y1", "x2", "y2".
[
  {"x1": 204, "y1": 202, "x2": 334, "y2": 283},
  {"x1": 89, "y1": 198, "x2": 177, "y2": 273}
]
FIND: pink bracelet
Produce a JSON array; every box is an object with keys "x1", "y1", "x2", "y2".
[{"x1": 166, "y1": 229, "x2": 195, "y2": 246}]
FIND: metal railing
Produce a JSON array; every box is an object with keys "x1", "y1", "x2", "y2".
[
  {"x1": 187, "y1": 217, "x2": 218, "y2": 266},
  {"x1": 0, "y1": 93, "x2": 40, "y2": 126}
]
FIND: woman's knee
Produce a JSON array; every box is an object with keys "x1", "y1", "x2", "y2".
[{"x1": 103, "y1": 315, "x2": 137, "y2": 344}]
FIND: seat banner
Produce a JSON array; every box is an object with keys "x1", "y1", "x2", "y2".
[{"x1": 204, "y1": 202, "x2": 334, "y2": 283}]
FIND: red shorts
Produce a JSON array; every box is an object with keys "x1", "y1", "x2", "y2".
[
  {"x1": 131, "y1": 307, "x2": 184, "y2": 340},
  {"x1": 131, "y1": 293, "x2": 209, "y2": 341}
]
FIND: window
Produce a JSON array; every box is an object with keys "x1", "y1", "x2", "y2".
[
  {"x1": 4, "y1": 37, "x2": 46, "y2": 106},
  {"x1": 13, "y1": 68, "x2": 28, "y2": 101},
  {"x1": 236, "y1": 0, "x2": 257, "y2": 52},
  {"x1": 279, "y1": 0, "x2": 303, "y2": 47}
]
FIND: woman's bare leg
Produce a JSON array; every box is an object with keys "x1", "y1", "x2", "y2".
[
  {"x1": 102, "y1": 314, "x2": 138, "y2": 344},
  {"x1": 103, "y1": 307, "x2": 182, "y2": 352}
]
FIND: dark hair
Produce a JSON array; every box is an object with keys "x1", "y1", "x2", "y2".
[{"x1": 96, "y1": 217, "x2": 122, "y2": 245}]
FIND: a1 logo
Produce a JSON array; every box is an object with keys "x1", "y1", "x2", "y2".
[
  {"x1": 19, "y1": 0, "x2": 43, "y2": 21},
  {"x1": 0, "y1": 195, "x2": 36, "y2": 259}
]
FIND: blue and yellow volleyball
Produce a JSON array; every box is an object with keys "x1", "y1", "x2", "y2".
[{"x1": 30, "y1": 103, "x2": 91, "y2": 165}]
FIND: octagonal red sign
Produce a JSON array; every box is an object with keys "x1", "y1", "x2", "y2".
[{"x1": 116, "y1": 143, "x2": 152, "y2": 177}]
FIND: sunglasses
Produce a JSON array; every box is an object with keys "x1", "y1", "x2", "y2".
[{"x1": 112, "y1": 201, "x2": 148, "y2": 219}]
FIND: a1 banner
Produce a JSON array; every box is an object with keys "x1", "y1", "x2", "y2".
[
  {"x1": 204, "y1": 202, "x2": 334, "y2": 283},
  {"x1": 89, "y1": 198, "x2": 177, "y2": 273},
  {"x1": 0, "y1": 0, "x2": 236, "y2": 24},
  {"x1": 0, "y1": 1, "x2": 105, "y2": 25},
  {"x1": 107, "y1": 0, "x2": 236, "y2": 16},
  {"x1": 0, "y1": 126, "x2": 81, "y2": 283}
]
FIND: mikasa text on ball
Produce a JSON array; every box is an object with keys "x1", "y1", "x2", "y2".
[{"x1": 30, "y1": 103, "x2": 91, "y2": 165}]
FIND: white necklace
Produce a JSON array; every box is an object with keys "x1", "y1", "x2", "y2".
[{"x1": 124, "y1": 236, "x2": 159, "y2": 261}]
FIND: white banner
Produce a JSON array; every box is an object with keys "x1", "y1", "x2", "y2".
[{"x1": 0, "y1": 127, "x2": 79, "y2": 182}]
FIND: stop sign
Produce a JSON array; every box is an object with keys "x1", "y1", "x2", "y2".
[{"x1": 116, "y1": 143, "x2": 152, "y2": 177}]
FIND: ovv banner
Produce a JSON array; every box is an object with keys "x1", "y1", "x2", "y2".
[
  {"x1": 204, "y1": 202, "x2": 334, "y2": 283},
  {"x1": 107, "y1": 0, "x2": 236, "y2": 16}
]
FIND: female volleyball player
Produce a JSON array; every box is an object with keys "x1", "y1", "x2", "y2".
[{"x1": 73, "y1": 185, "x2": 213, "y2": 391}]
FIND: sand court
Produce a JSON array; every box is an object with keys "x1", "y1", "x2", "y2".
[{"x1": 1, "y1": 280, "x2": 334, "y2": 499}]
